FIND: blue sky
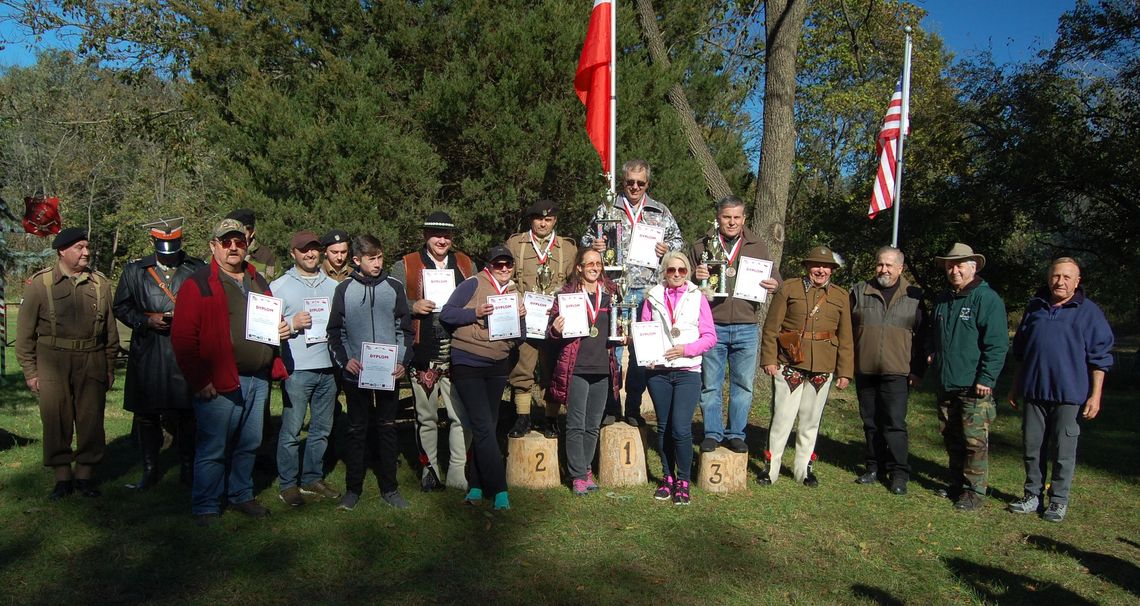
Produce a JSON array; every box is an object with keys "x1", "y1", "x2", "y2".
[{"x1": 1, "y1": 1, "x2": 1076, "y2": 68}]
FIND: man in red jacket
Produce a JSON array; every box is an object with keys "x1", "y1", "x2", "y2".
[{"x1": 172, "y1": 218, "x2": 290, "y2": 527}]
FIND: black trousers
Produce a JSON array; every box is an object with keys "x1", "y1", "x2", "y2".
[
  {"x1": 856, "y1": 374, "x2": 910, "y2": 479},
  {"x1": 451, "y1": 367, "x2": 508, "y2": 496},
  {"x1": 342, "y1": 381, "x2": 399, "y2": 496}
]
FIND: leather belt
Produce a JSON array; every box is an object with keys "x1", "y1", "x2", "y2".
[
  {"x1": 802, "y1": 331, "x2": 834, "y2": 341},
  {"x1": 38, "y1": 336, "x2": 101, "y2": 351}
]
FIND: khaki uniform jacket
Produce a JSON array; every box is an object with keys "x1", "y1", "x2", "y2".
[
  {"x1": 687, "y1": 226, "x2": 783, "y2": 324},
  {"x1": 761, "y1": 277, "x2": 854, "y2": 377},
  {"x1": 16, "y1": 265, "x2": 118, "y2": 380},
  {"x1": 505, "y1": 231, "x2": 577, "y2": 295}
]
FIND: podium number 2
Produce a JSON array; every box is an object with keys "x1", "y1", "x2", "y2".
[
  {"x1": 710, "y1": 462, "x2": 723, "y2": 484},
  {"x1": 534, "y1": 452, "x2": 547, "y2": 473},
  {"x1": 623, "y1": 441, "x2": 632, "y2": 465}
]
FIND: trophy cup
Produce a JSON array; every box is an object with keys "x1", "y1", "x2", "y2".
[
  {"x1": 593, "y1": 206, "x2": 624, "y2": 271},
  {"x1": 701, "y1": 220, "x2": 729, "y2": 298},
  {"x1": 609, "y1": 274, "x2": 633, "y2": 341},
  {"x1": 534, "y1": 262, "x2": 554, "y2": 295}
]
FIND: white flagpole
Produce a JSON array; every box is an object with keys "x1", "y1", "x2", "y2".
[
  {"x1": 890, "y1": 27, "x2": 913, "y2": 248},
  {"x1": 609, "y1": 0, "x2": 618, "y2": 198}
]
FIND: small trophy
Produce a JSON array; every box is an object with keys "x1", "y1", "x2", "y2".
[
  {"x1": 534, "y1": 262, "x2": 554, "y2": 295},
  {"x1": 593, "y1": 206, "x2": 624, "y2": 271},
  {"x1": 701, "y1": 220, "x2": 729, "y2": 298},
  {"x1": 609, "y1": 274, "x2": 633, "y2": 341}
]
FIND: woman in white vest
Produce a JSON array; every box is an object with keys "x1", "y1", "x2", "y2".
[{"x1": 640, "y1": 251, "x2": 716, "y2": 505}]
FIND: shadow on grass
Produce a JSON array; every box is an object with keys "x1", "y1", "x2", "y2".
[
  {"x1": 850, "y1": 583, "x2": 905, "y2": 605},
  {"x1": 944, "y1": 557, "x2": 1097, "y2": 605},
  {"x1": 1027, "y1": 535, "x2": 1140, "y2": 597},
  {"x1": 0, "y1": 428, "x2": 36, "y2": 452}
]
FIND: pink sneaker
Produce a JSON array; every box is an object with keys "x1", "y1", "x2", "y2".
[
  {"x1": 585, "y1": 468, "x2": 599, "y2": 492},
  {"x1": 572, "y1": 478, "x2": 590, "y2": 496},
  {"x1": 654, "y1": 475, "x2": 674, "y2": 501},
  {"x1": 673, "y1": 479, "x2": 691, "y2": 506}
]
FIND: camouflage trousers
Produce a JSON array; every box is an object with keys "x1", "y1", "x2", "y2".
[{"x1": 937, "y1": 390, "x2": 997, "y2": 496}]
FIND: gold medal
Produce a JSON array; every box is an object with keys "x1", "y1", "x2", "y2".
[
  {"x1": 670, "y1": 326, "x2": 681, "y2": 338},
  {"x1": 725, "y1": 266, "x2": 736, "y2": 278},
  {"x1": 590, "y1": 326, "x2": 599, "y2": 338}
]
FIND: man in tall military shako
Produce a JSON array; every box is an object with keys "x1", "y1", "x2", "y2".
[
  {"x1": 16, "y1": 227, "x2": 119, "y2": 500},
  {"x1": 113, "y1": 219, "x2": 206, "y2": 489}
]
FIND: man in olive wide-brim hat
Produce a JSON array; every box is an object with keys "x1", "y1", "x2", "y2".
[{"x1": 929, "y1": 242, "x2": 1008, "y2": 512}]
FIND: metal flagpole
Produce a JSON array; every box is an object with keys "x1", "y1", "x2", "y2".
[
  {"x1": 609, "y1": 0, "x2": 618, "y2": 199},
  {"x1": 890, "y1": 27, "x2": 913, "y2": 248}
]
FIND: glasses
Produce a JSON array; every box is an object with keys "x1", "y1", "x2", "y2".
[
  {"x1": 625, "y1": 179, "x2": 647, "y2": 188},
  {"x1": 581, "y1": 261, "x2": 603, "y2": 268},
  {"x1": 492, "y1": 261, "x2": 515, "y2": 270},
  {"x1": 665, "y1": 266, "x2": 689, "y2": 276},
  {"x1": 218, "y1": 236, "x2": 247, "y2": 249}
]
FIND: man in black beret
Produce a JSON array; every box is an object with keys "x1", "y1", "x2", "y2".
[
  {"x1": 320, "y1": 229, "x2": 352, "y2": 283},
  {"x1": 16, "y1": 227, "x2": 118, "y2": 500}
]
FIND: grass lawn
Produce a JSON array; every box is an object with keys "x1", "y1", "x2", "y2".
[{"x1": 1, "y1": 335, "x2": 1137, "y2": 605}]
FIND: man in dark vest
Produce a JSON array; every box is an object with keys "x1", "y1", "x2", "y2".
[
  {"x1": 849, "y1": 246, "x2": 927, "y2": 495},
  {"x1": 113, "y1": 219, "x2": 206, "y2": 489}
]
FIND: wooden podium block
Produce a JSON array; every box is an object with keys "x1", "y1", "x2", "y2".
[
  {"x1": 598, "y1": 423, "x2": 648, "y2": 487},
  {"x1": 697, "y1": 447, "x2": 748, "y2": 494},
  {"x1": 506, "y1": 432, "x2": 561, "y2": 489}
]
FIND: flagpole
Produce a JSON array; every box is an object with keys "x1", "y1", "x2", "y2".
[
  {"x1": 608, "y1": 0, "x2": 618, "y2": 198},
  {"x1": 890, "y1": 27, "x2": 912, "y2": 248}
]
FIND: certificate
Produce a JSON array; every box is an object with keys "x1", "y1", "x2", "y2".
[
  {"x1": 524, "y1": 292, "x2": 555, "y2": 339},
  {"x1": 626, "y1": 223, "x2": 665, "y2": 268},
  {"x1": 487, "y1": 294, "x2": 521, "y2": 341},
  {"x1": 303, "y1": 297, "x2": 330, "y2": 344},
  {"x1": 733, "y1": 256, "x2": 775, "y2": 303},
  {"x1": 422, "y1": 269, "x2": 456, "y2": 305},
  {"x1": 358, "y1": 342, "x2": 398, "y2": 390},
  {"x1": 631, "y1": 321, "x2": 667, "y2": 367},
  {"x1": 245, "y1": 292, "x2": 283, "y2": 345},
  {"x1": 557, "y1": 292, "x2": 590, "y2": 339}
]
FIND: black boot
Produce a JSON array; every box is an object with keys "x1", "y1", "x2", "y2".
[
  {"x1": 74, "y1": 479, "x2": 102, "y2": 497},
  {"x1": 49, "y1": 480, "x2": 74, "y2": 501},
  {"x1": 129, "y1": 416, "x2": 163, "y2": 490},
  {"x1": 508, "y1": 414, "x2": 532, "y2": 438}
]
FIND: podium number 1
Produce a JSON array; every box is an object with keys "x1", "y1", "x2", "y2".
[
  {"x1": 623, "y1": 441, "x2": 632, "y2": 465},
  {"x1": 534, "y1": 452, "x2": 547, "y2": 473}
]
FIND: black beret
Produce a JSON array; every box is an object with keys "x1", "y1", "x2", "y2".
[
  {"x1": 320, "y1": 229, "x2": 350, "y2": 247},
  {"x1": 525, "y1": 199, "x2": 558, "y2": 218},
  {"x1": 225, "y1": 208, "x2": 256, "y2": 227},
  {"x1": 52, "y1": 227, "x2": 89, "y2": 250}
]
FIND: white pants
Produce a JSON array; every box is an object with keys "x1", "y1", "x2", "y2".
[
  {"x1": 766, "y1": 366, "x2": 833, "y2": 483},
  {"x1": 412, "y1": 375, "x2": 472, "y2": 490}
]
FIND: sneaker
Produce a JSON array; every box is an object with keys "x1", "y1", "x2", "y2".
[
  {"x1": 654, "y1": 475, "x2": 674, "y2": 500},
  {"x1": 382, "y1": 490, "x2": 410, "y2": 509},
  {"x1": 585, "y1": 468, "x2": 600, "y2": 492},
  {"x1": 300, "y1": 480, "x2": 341, "y2": 499},
  {"x1": 508, "y1": 415, "x2": 532, "y2": 438},
  {"x1": 855, "y1": 470, "x2": 879, "y2": 485},
  {"x1": 803, "y1": 461, "x2": 819, "y2": 488},
  {"x1": 464, "y1": 487, "x2": 483, "y2": 504},
  {"x1": 572, "y1": 478, "x2": 590, "y2": 496},
  {"x1": 1007, "y1": 493, "x2": 1041, "y2": 514},
  {"x1": 699, "y1": 437, "x2": 718, "y2": 453},
  {"x1": 541, "y1": 417, "x2": 560, "y2": 439},
  {"x1": 493, "y1": 491, "x2": 511, "y2": 510},
  {"x1": 756, "y1": 474, "x2": 772, "y2": 486},
  {"x1": 624, "y1": 415, "x2": 645, "y2": 428},
  {"x1": 278, "y1": 486, "x2": 305, "y2": 507},
  {"x1": 954, "y1": 491, "x2": 984, "y2": 511},
  {"x1": 1042, "y1": 502, "x2": 1067, "y2": 522},
  {"x1": 726, "y1": 438, "x2": 748, "y2": 454},
  {"x1": 420, "y1": 467, "x2": 444, "y2": 492},
  {"x1": 231, "y1": 499, "x2": 270, "y2": 518},
  {"x1": 890, "y1": 476, "x2": 908, "y2": 496},
  {"x1": 673, "y1": 479, "x2": 691, "y2": 506},
  {"x1": 600, "y1": 414, "x2": 617, "y2": 427},
  {"x1": 337, "y1": 492, "x2": 360, "y2": 511}
]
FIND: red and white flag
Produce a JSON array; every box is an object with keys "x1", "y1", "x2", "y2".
[
  {"x1": 869, "y1": 80, "x2": 907, "y2": 218},
  {"x1": 574, "y1": 0, "x2": 613, "y2": 173}
]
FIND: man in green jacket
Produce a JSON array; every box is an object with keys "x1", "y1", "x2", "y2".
[{"x1": 930, "y1": 243, "x2": 1008, "y2": 511}]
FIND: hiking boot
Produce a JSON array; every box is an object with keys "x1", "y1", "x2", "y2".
[
  {"x1": 541, "y1": 417, "x2": 560, "y2": 439},
  {"x1": 726, "y1": 438, "x2": 748, "y2": 454},
  {"x1": 954, "y1": 491, "x2": 984, "y2": 511},
  {"x1": 1043, "y1": 502, "x2": 1067, "y2": 522},
  {"x1": 420, "y1": 467, "x2": 444, "y2": 492},
  {"x1": 699, "y1": 437, "x2": 718, "y2": 453},
  {"x1": 338, "y1": 491, "x2": 360, "y2": 511},
  {"x1": 508, "y1": 415, "x2": 532, "y2": 438},
  {"x1": 654, "y1": 475, "x2": 674, "y2": 501},
  {"x1": 300, "y1": 479, "x2": 341, "y2": 499},
  {"x1": 572, "y1": 478, "x2": 590, "y2": 496},
  {"x1": 855, "y1": 470, "x2": 878, "y2": 485},
  {"x1": 672, "y1": 479, "x2": 691, "y2": 506},
  {"x1": 585, "y1": 468, "x2": 599, "y2": 492},
  {"x1": 278, "y1": 486, "x2": 305, "y2": 507},
  {"x1": 48, "y1": 480, "x2": 74, "y2": 501},
  {"x1": 1007, "y1": 493, "x2": 1041, "y2": 514},
  {"x1": 382, "y1": 490, "x2": 410, "y2": 509},
  {"x1": 231, "y1": 499, "x2": 270, "y2": 517}
]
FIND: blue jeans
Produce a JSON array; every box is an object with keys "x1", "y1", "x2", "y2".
[
  {"x1": 699, "y1": 323, "x2": 759, "y2": 442},
  {"x1": 608, "y1": 287, "x2": 646, "y2": 417},
  {"x1": 646, "y1": 369, "x2": 701, "y2": 481},
  {"x1": 277, "y1": 368, "x2": 336, "y2": 489},
  {"x1": 192, "y1": 373, "x2": 268, "y2": 515}
]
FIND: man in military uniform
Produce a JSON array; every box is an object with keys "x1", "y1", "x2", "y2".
[
  {"x1": 505, "y1": 199, "x2": 577, "y2": 438},
  {"x1": 16, "y1": 227, "x2": 118, "y2": 500},
  {"x1": 112, "y1": 219, "x2": 206, "y2": 489},
  {"x1": 318, "y1": 228, "x2": 351, "y2": 474},
  {"x1": 321, "y1": 229, "x2": 352, "y2": 283},
  {"x1": 226, "y1": 208, "x2": 277, "y2": 279},
  {"x1": 930, "y1": 243, "x2": 1007, "y2": 511}
]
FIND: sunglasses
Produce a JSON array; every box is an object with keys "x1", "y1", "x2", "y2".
[
  {"x1": 665, "y1": 266, "x2": 689, "y2": 276},
  {"x1": 218, "y1": 236, "x2": 247, "y2": 249},
  {"x1": 492, "y1": 260, "x2": 515, "y2": 270},
  {"x1": 625, "y1": 179, "x2": 647, "y2": 188},
  {"x1": 581, "y1": 261, "x2": 603, "y2": 268}
]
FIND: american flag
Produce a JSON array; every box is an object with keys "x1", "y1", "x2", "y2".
[{"x1": 869, "y1": 80, "x2": 907, "y2": 218}]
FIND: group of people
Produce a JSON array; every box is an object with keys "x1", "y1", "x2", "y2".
[{"x1": 14, "y1": 159, "x2": 1115, "y2": 524}]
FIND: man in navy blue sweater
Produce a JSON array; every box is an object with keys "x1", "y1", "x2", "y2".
[{"x1": 1007, "y1": 257, "x2": 1114, "y2": 522}]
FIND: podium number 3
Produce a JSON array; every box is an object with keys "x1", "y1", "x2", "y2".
[
  {"x1": 534, "y1": 452, "x2": 547, "y2": 473},
  {"x1": 710, "y1": 462, "x2": 723, "y2": 484},
  {"x1": 623, "y1": 441, "x2": 632, "y2": 465}
]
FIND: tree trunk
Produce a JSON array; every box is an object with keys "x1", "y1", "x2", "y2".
[
  {"x1": 752, "y1": 0, "x2": 807, "y2": 273},
  {"x1": 635, "y1": 0, "x2": 733, "y2": 201}
]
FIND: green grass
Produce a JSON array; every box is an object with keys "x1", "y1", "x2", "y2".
[{"x1": 1, "y1": 340, "x2": 1138, "y2": 605}]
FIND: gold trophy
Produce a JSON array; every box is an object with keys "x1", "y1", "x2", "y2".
[
  {"x1": 534, "y1": 262, "x2": 554, "y2": 295},
  {"x1": 609, "y1": 273, "x2": 633, "y2": 341},
  {"x1": 701, "y1": 219, "x2": 729, "y2": 298}
]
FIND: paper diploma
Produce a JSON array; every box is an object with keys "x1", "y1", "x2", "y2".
[
  {"x1": 557, "y1": 292, "x2": 590, "y2": 339},
  {"x1": 358, "y1": 342, "x2": 398, "y2": 390},
  {"x1": 422, "y1": 269, "x2": 456, "y2": 306},
  {"x1": 626, "y1": 223, "x2": 665, "y2": 268},
  {"x1": 524, "y1": 292, "x2": 555, "y2": 339},
  {"x1": 303, "y1": 297, "x2": 330, "y2": 344},
  {"x1": 487, "y1": 294, "x2": 521, "y2": 341},
  {"x1": 732, "y1": 256, "x2": 775, "y2": 303},
  {"x1": 631, "y1": 321, "x2": 667, "y2": 367},
  {"x1": 245, "y1": 293, "x2": 283, "y2": 345}
]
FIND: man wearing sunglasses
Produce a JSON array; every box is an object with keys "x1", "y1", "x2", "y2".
[
  {"x1": 582, "y1": 159, "x2": 684, "y2": 426},
  {"x1": 172, "y1": 218, "x2": 291, "y2": 526}
]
